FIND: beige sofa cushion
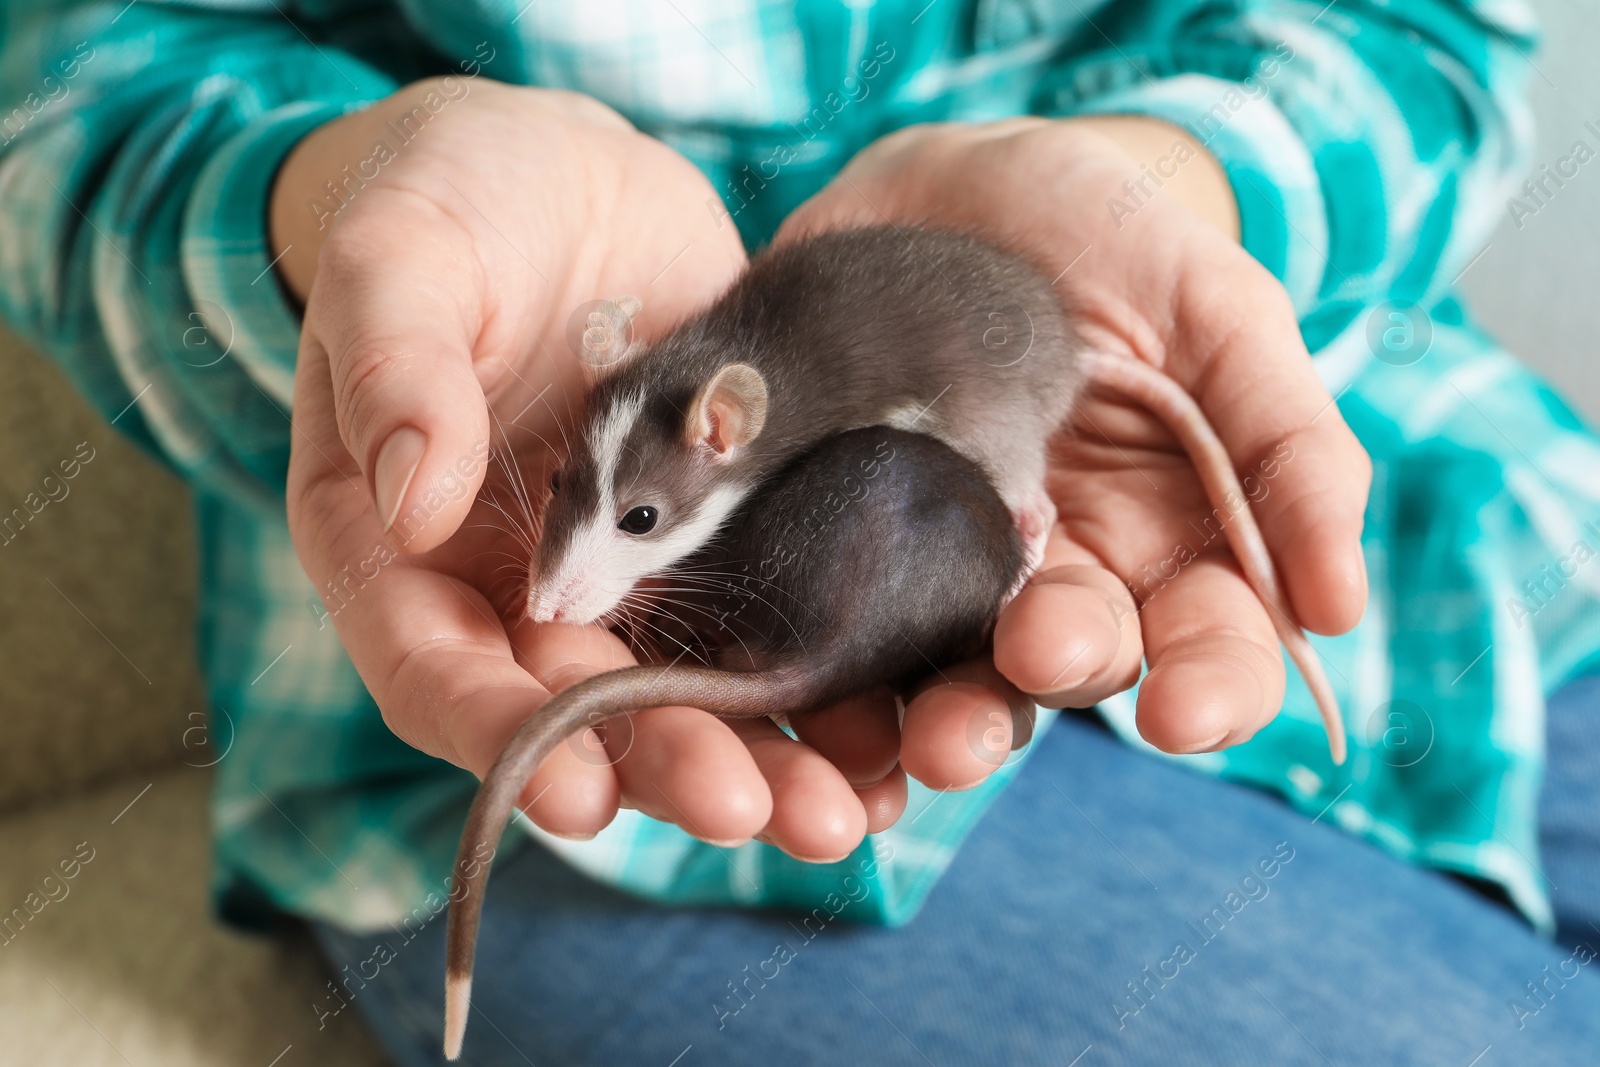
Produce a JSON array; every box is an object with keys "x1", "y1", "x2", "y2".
[
  {"x1": 0, "y1": 764, "x2": 387, "y2": 1066},
  {"x1": 0, "y1": 330, "x2": 387, "y2": 1062},
  {"x1": 0, "y1": 328, "x2": 205, "y2": 812}
]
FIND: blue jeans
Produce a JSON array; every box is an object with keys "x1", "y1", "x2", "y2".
[{"x1": 314, "y1": 678, "x2": 1600, "y2": 1065}]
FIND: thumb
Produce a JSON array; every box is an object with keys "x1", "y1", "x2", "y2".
[{"x1": 304, "y1": 222, "x2": 494, "y2": 553}]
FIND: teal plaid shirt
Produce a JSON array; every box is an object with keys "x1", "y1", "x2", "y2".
[{"x1": 3, "y1": 0, "x2": 1593, "y2": 936}]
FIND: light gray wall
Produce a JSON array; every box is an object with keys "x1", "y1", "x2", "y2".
[{"x1": 1461, "y1": 0, "x2": 1600, "y2": 422}]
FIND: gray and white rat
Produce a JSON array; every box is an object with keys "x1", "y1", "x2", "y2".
[{"x1": 527, "y1": 226, "x2": 1076, "y2": 625}]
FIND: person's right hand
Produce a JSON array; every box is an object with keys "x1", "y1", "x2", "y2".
[
  {"x1": 775, "y1": 117, "x2": 1370, "y2": 776},
  {"x1": 276, "y1": 79, "x2": 910, "y2": 861}
]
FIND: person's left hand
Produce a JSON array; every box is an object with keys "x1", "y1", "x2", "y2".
[{"x1": 773, "y1": 116, "x2": 1371, "y2": 790}]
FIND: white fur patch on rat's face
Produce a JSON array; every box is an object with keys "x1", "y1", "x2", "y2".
[
  {"x1": 529, "y1": 482, "x2": 750, "y2": 624},
  {"x1": 527, "y1": 388, "x2": 752, "y2": 625},
  {"x1": 589, "y1": 390, "x2": 643, "y2": 491}
]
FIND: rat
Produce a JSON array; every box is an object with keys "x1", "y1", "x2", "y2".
[
  {"x1": 522, "y1": 226, "x2": 1341, "y2": 764},
  {"x1": 444, "y1": 426, "x2": 1025, "y2": 1059},
  {"x1": 526, "y1": 226, "x2": 1076, "y2": 626}
]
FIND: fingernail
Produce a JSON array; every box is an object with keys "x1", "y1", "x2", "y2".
[
  {"x1": 704, "y1": 837, "x2": 751, "y2": 849},
  {"x1": 790, "y1": 850, "x2": 854, "y2": 865},
  {"x1": 1052, "y1": 667, "x2": 1093, "y2": 694},
  {"x1": 374, "y1": 427, "x2": 427, "y2": 533},
  {"x1": 549, "y1": 830, "x2": 597, "y2": 842},
  {"x1": 1171, "y1": 731, "x2": 1230, "y2": 755}
]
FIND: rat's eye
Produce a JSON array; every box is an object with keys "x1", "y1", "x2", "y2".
[
  {"x1": 618, "y1": 505, "x2": 658, "y2": 535},
  {"x1": 549, "y1": 468, "x2": 562, "y2": 495}
]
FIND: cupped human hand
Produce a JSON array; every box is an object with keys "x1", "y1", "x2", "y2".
[
  {"x1": 776, "y1": 116, "x2": 1371, "y2": 784},
  {"x1": 278, "y1": 79, "x2": 907, "y2": 862}
]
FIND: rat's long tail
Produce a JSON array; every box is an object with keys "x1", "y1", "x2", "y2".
[
  {"x1": 443, "y1": 664, "x2": 809, "y2": 1060},
  {"x1": 1080, "y1": 350, "x2": 1347, "y2": 766}
]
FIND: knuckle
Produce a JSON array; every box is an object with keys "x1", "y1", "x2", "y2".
[
  {"x1": 1187, "y1": 255, "x2": 1296, "y2": 343},
  {"x1": 313, "y1": 224, "x2": 387, "y2": 291},
  {"x1": 285, "y1": 462, "x2": 366, "y2": 558},
  {"x1": 315, "y1": 189, "x2": 459, "y2": 267},
  {"x1": 384, "y1": 641, "x2": 471, "y2": 766},
  {"x1": 543, "y1": 87, "x2": 631, "y2": 129},
  {"x1": 1221, "y1": 259, "x2": 1291, "y2": 320},
  {"x1": 852, "y1": 122, "x2": 930, "y2": 162},
  {"x1": 401, "y1": 74, "x2": 449, "y2": 96},
  {"x1": 1169, "y1": 630, "x2": 1285, "y2": 690},
  {"x1": 1343, "y1": 428, "x2": 1375, "y2": 493},
  {"x1": 333, "y1": 339, "x2": 414, "y2": 454},
  {"x1": 1220, "y1": 251, "x2": 1290, "y2": 305}
]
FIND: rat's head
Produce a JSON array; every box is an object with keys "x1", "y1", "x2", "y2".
[{"x1": 528, "y1": 362, "x2": 769, "y2": 625}]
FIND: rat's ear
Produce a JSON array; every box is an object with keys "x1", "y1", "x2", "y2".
[{"x1": 688, "y1": 363, "x2": 768, "y2": 457}]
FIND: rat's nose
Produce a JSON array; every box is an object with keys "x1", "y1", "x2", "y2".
[
  {"x1": 527, "y1": 579, "x2": 581, "y2": 624},
  {"x1": 526, "y1": 588, "x2": 559, "y2": 624}
]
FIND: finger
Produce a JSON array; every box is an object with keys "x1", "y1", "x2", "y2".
[
  {"x1": 993, "y1": 563, "x2": 1143, "y2": 707},
  {"x1": 341, "y1": 575, "x2": 626, "y2": 837},
  {"x1": 512, "y1": 620, "x2": 775, "y2": 846},
  {"x1": 791, "y1": 689, "x2": 907, "y2": 834},
  {"x1": 1164, "y1": 258, "x2": 1372, "y2": 635},
  {"x1": 1133, "y1": 554, "x2": 1287, "y2": 755},
  {"x1": 900, "y1": 659, "x2": 1035, "y2": 792},
  {"x1": 304, "y1": 209, "x2": 495, "y2": 553},
  {"x1": 725, "y1": 717, "x2": 868, "y2": 863},
  {"x1": 287, "y1": 353, "x2": 628, "y2": 840},
  {"x1": 451, "y1": 675, "x2": 630, "y2": 844},
  {"x1": 857, "y1": 764, "x2": 908, "y2": 835},
  {"x1": 396, "y1": 604, "x2": 650, "y2": 838},
  {"x1": 289, "y1": 343, "x2": 537, "y2": 773},
  {"x1": 608, "y1": 705, "x2": 774, "y2": 847},
  {"x1": 1243, "y1": 416, "x2": 1371, "y2": 636},
  {"x1": 788, "y1": 686, "x2": 901, "y2": 789}
]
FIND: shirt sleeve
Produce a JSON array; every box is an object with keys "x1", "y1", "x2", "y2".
[
  {"x1": 1040, "y1": 0, "x2": 1537, "y2": 332},
  {"x1": 0, "y1": 0, "x2": 423, "y2": 509}
]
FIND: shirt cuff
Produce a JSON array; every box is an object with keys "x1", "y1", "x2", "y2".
[
  {"x1": 180, "y1": 99, "x2": 369, "y2": 411},
  {"x1": 1060, "y1": 73, "x2": 1329, "y2": 317}
]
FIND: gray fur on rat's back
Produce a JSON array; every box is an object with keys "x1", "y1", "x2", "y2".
[
  {"x1": 532, "y1": 226, "x2": 1077, "y2": 612},
  {"x1": 668, "y1": 426, "x2": 1024, "y2": 690}
]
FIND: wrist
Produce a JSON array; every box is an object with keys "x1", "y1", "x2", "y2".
[
  {"x1": 1058, "y1": 115, "x2": 1241, "y2": 241},
  {"x1": 268, "y1": 114, "x2": 358, "y2": 304},
  {"x1": 268, "y1": 103, "x2": 391, "y2": 303}
]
